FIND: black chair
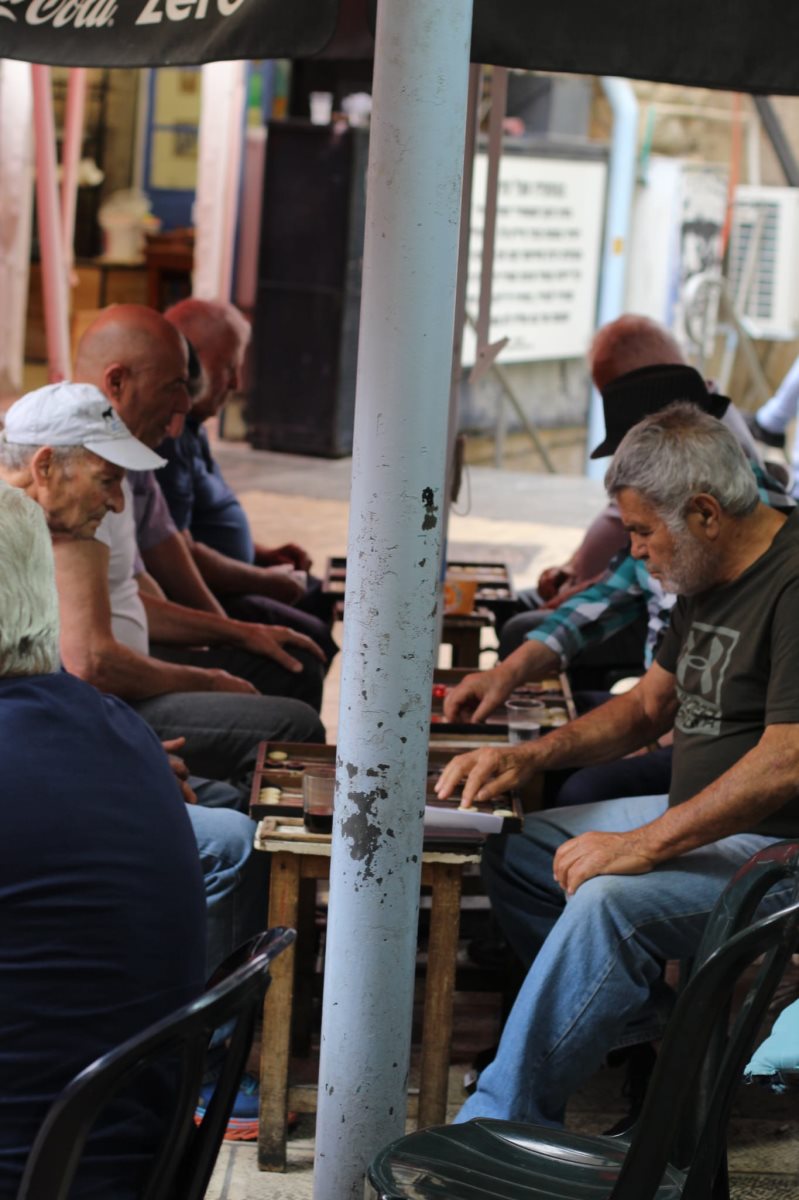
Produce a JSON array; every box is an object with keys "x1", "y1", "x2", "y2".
[
  {"x1": 15, "y1": 927, "x2": 295, "y2": 1200},
  {"x1": 368, "y1": 843, "x2": 799, "y2": 1200}
]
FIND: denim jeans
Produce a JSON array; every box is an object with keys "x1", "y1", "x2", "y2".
[
  {"x1": 456, "y1": 795, "x2": 782, "y2": 1127},
  {"x1": 185, "y1": 804, "x2": 268, "y2": 976}
]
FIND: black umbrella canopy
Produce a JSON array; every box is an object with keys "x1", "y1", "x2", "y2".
[{"x1": 3, "y1": 0, "x2": 799, "y2": 95}]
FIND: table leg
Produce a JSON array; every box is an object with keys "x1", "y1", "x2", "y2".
[
  {"x1": 258, "y1": 851, "x2": 300, "y2": 1171},
  {"x1": 417, "y1": 862, "x2": 463, "y2": 1127}
]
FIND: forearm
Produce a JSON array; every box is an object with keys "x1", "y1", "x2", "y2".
[
  {"x1": 635, "y1": 727, "x2": 799, "y2": 864},
  {"x1": 190, "y1": 538, "x2": 275, "y2": 596},
  {"x1": 141, "y1": 591, "x2": 247, "y2": 648},
  {"x1": 501, "y1": 639, "x2": 562, "y2": 687},
  {"x1": 62, "y1": 631, "x2": 218, "y2": 700},
  {"x1": 141, "y1": 534, "x2": 225, "y2": 615},
  {"x1": 519, "y1": 683, "x2": 674, "y2": 774}
]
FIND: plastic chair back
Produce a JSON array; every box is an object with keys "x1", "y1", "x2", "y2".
[
  {"x1": 15, "y1": 927, "x2": 295, "y2": 1200},
  {"x1": 673, "y1": 839, "x2": 799, "y2": 1174},
  {"x1": 611, "y1": 897, "x2": 799, "y2": 1200}
]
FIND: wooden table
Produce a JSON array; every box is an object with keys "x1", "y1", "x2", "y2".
[
  {"x1": 440, "y1": 609, "x2": 495, "y2": 667},
  {"x1": 254, "y1": 819, "x2": 479, "y2": 1171}
]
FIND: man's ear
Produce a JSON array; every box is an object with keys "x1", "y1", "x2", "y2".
[
  {"x1": 29, "y1": 446, "x2": 54, "y2": 487},
  {"x1": 689, "y1": 493, "x2": 722, "y2": 535},
  {"x1": 103, "y1": 363, "x2": 126, "y2": 402}
]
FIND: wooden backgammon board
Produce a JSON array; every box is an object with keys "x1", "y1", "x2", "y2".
[
  {"x1": 428, "y1": 668, "x2": 576, "y2": 738},
  {"x1": 322, "y1": 556, "x2": 516, "y2": 623},
  {"x1": 248, "y1": 741, "x2": 522, "y2": 847}
]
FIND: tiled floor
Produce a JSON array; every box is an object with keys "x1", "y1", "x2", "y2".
[{"x1": 206, "y1": 439, "x2": 799, "y2": 1198}]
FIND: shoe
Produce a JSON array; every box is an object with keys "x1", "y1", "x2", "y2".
[
  {"x1": 744, "y1": 412, "x2": 786, "y2": 451},
  {"x1": 195, "y1": 1072, "x2": 299, "y2": 1141},
  {"x1": 196, "y1": 1071, "x2": 260, "y2": 1141}
]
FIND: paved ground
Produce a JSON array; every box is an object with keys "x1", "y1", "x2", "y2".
[{"x1": 203, "y1": 439, "x2": 799, "y2": 1199}]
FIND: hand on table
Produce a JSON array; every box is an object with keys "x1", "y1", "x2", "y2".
[
  {"x1": 553, "y1": 830, "x2": 656, "y2": 895},
  {"x1": 435, "y1": 743, "x2": 539, "y2": 807},
  {"x1": 443, "y1": 667, "x2": 516, "y2": 724},
  {"x1": 161, "y1": 736, "x2": 198, "y2": 805}
]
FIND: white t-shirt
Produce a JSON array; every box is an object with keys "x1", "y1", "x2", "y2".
[{"x1": 94, "y1": 478, "x2": 150, "y2": 656}]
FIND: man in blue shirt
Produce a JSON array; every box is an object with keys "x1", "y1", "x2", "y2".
[
  {"x1": 160, "y1": 298, "x2": 337, "y2": 662},
  {"x1": 0, "y1": 481, "x2": 205, "y2": 1198}
]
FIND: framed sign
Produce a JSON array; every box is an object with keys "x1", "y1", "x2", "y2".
[{"x1": 463, "y1": 152, "x2": 607, "y2": 364}]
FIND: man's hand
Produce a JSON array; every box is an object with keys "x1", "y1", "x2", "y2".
[
  {"x1": 205, "y1": 669, "x2": 259, "y2": 695},
  {"x1": 261, "y1": 543, "x2": 313, "y2": 572},
  {"x1": 161, "y1": 736, "x2": 198, "y2": 804},
  {"x1": 553, "y1": 830, "x2": 656, "y2": 895},
  {"x1": 536, "y1": 565, "x2": 573, "y2": 602},
  {"x1": 239, "y1": 624, "x2": 327, "y2": 672},
  {"x1": 260, "y1": 564, "x2": 306, "y2": 605},
  {"x1": 443, "y1": 667, "x2": 516, "y2": 724},
  {"x1": 435, "y1": 743, "x2": 539, "y2": 806}
]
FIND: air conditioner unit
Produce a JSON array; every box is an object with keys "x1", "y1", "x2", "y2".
[{"x1": 727, "y1": 185, "x2": 799, "y2": 340}]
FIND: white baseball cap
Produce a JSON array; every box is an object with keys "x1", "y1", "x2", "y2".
[{"x1": 1, "y1": 383, "x2": 166, "y2": 471}]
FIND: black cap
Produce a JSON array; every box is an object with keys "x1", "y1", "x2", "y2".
[{"x1": 590, "y1": 364, "x2": 731, "y2": 459}]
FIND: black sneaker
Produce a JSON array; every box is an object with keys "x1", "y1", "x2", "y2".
[{"x1": 744, "y1": 412, "x2": 786, "y2": 450}]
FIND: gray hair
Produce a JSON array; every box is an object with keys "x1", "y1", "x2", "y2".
[
  {"x1": 0, "y1": 436, "x2": 86, "y2": 473},
  {"x1": 605, "y1": 401, "x2": 759, "y2": 527},
  {"x1": 0, "y1": 482, "x2": 60, "y2": 676}
]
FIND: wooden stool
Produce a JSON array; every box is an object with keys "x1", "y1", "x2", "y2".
[{"x1": 254, "y1": 820, "x2": 479, "y2": 1171}]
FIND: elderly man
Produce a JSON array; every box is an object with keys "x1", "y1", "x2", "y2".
[
  {"x1": 445, "y1": 317, "x2": 791, "y2": 809},
  {"x1": 497, "y1": 313, "x2": 763, "y2": 666},
  {"x1": 70, "y1": 303, "x2": 327, "y2": 709},
  {"x1": 158, "y1": 298, "x2": 336, "y2": 661},
  {"x1": 0, "y1": 382, "x2": 267, "y2": 973},
  {"x1": 41, "y1": 307, "x2": 324, "y2": 792},
  {"x1": 0, "y1": 481, "x2": 205, "y2": 1197},
  {"x1": 437, "y1": 403, "x2": 799, "y2": 1127}
]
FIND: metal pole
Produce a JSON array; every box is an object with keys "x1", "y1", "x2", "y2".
[
  {"x1": 476, "y1": 68, "x2": 508, "y2": 468},
  {"x1": 60, "y1": 68, "x2": 87, "y2": 279},
  {"x1": 752, "y1": 95, "x2": 799, "y2": 187},
  {"x1": 313, "y1": 1, "x2": 473, "y2": 1197},
  {"x1": 586, "y1": 77, "x2": 637, "y2": 479},
  {"x1": 31, "y1": 64, "x2": 71, "y2": 382}
]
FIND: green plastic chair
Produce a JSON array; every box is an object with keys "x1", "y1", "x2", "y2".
[{"x1": 368, "y1": 843, "x2": 799, "y2": 1200}]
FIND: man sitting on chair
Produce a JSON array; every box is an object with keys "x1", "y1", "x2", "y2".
[
  {"x1": 0, "y1": 482, "x2": 205, "y2": 1198},
  {"x1": 437, "y1": 403, "x2": 799, "y2": 1127}
]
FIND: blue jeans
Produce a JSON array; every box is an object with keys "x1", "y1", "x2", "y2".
[
  {"x1": 456, "y1": 795, "x2": 782, "y2": 1127},
  {"x1": 186, "y1": 804, "x2": 267, "y2": 976}
]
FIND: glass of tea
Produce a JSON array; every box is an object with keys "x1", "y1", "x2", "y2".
[{"x1": 303, "y1": 767, "x2": 335, "y2": 833}]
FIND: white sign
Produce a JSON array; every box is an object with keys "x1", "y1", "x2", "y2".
[{"x1": 464, "y1": 153, "x2": 606, "y2": 364}]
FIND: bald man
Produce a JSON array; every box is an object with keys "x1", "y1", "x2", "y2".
[{"x1": 53, "y1": 305, "x2": 324, "y2": 798}]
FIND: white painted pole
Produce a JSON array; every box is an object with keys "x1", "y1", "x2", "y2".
[
  {"x1": 194, "y1": 61, "x2": 246, "y2": 300},
  {"x1": 313, "y1": 1, "x2": 474, "y2": 1197},
  {"x1": 31, "y1": 64, "x2": 71, "y2": 382},
  {"x1": 0, "y1": 60, "x2": 35, "y2": 398}
]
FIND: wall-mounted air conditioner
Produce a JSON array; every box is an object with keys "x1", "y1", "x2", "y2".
[{"x1": 727, "y1": 185, "x2": 799, "y2": 340}]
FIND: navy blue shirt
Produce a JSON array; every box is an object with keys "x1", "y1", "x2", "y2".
[
  {"x1": 0, "y1": 671, "x2": 206, "y2": 1198},
  {"x1": 157, "y1": 419, "x2": 255, "y2": 564}
]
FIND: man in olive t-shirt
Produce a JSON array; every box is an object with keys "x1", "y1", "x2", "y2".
[{"x1": 437, "y1": 403, "x2": 799, "y2": 1127}]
